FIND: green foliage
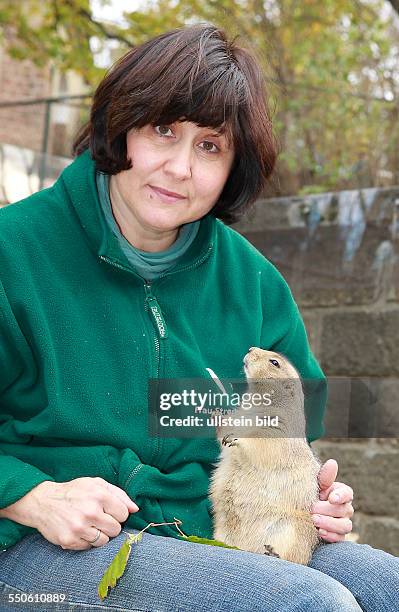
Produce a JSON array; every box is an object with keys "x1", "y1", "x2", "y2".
[
  {"x1": 298, "y1": 185, "x2": 332, "y2": 196},
  {"x1": 96, "y1": 524, "x2": 240, "y2": 600},
  {"x1": 98, "y1": 532, "x2": 142, "y2": 600},
  {"x1": 1, "y1": 0, "x2": 397, "y2": 191},
  {"x1": 0, "y1": 0, "x2": 109, "y2": 83},
  {"x1": 181, "y1": 535, "x2": 241, "y2": 549}
]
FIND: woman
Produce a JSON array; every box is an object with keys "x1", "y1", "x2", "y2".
[{"x1": 0, "y1": 23, "x2": 397, "y2": 612}]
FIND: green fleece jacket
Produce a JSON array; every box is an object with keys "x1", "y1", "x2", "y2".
[{"x1": 0, "y1": 150, "x2": 326, "y2": 551}]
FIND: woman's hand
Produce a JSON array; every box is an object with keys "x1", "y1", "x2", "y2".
[
  {"x1": 311, "y1": 459, "x2": 354, "y2": 543},
  {"x1": 2, "y1": 477, "x2": 139, "y2": 550}
]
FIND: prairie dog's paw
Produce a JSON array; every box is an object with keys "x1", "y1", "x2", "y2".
[
  {"x1": 222, "y1": 433, "x2": 239, "y2": 447},
  {"x1": 264, "y1": 544, "x2": 280, "y2": 558}
]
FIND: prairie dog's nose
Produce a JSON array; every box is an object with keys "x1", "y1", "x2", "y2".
[{"x1": 244, "y1": 346, "x2": 261, "y2": 365}]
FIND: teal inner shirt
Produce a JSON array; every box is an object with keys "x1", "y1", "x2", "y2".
[{"x1": 96, "y1": 171, "x2": 200, "y2": 281}]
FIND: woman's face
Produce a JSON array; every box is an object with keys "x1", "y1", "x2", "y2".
[{"x1": 112, "y1": 121, "x2": 235, "y2": 233}]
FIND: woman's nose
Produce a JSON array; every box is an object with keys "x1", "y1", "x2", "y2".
[{"x1": 164, "y1": 145, "x2": 193, "y2": 180}]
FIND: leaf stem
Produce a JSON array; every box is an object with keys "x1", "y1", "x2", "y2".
[{"x1": 122, "y1": 518, "x2": 187, "y2": 540}]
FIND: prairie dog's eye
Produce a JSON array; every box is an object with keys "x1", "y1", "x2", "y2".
[{"x1": 269, "y1": 359, "x2": 280, "y2": 368}]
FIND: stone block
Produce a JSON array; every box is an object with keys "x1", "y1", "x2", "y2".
[
  {"x1": 356, "y1": 513, "x2": 399, "y2": 556},
  {"x1": 311, "y1": 440, "x2": 399, "y2": 517},
  {"x1": 242, "y1": 225, "x2": 391, "y2": 307},
  {"x1": 320, "y1": 377, "x2": 399, "y2": 438},
  {"x1": 320, "y1": 309, "x2": 399, "y2": 377},
  {"x1": 301, "y1": 312, "x2": 322, "y2": 359},
  {"x1": 373, "y1": 379, "x2": 399, "y2": 437},
  {"x1": 392, "y1": 255, "x2": 399, "y2": 303},
  {"x1": 320, "y1": 377, "x2": 352, "y2": 437},
  {"x1": 234, "y1": 188, "x2": 399, "y2": 307}
]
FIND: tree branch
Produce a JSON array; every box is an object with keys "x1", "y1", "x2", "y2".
[
  {"x1": 77, "y1": 6, "x2": 134, "y2": 47},
  {"x1": 387, "y1": 0, "x2": 399, "y2": 15},
  {"x1": 62, "y1": 0, "x2": 134, "y2": 47}
]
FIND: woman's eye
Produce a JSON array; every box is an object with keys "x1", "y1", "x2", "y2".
[
  {"x1": 154, "y1": 125, "x2": 173, "y2": 137},
  {"x1": 199, "y1": 141, "x2": 219, "y2": 154},
  {"x1": 269, "y1": 359, "x2": 280, "y2": 368},
  {"x1": 153, "y1": 126, "x2": 219, "y2": 153}
]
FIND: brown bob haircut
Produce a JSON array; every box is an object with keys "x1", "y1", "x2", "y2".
[{"x1": 73, "y1": 23, "x2": 278, "y2": 224}]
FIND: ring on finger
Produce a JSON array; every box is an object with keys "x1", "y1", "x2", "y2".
[{"x1": 87, "y1": 528, "x2": 102, "y2": 544}]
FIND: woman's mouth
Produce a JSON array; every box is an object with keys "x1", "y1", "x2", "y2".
[{"x1": 149, "y1": 185, "x2": 186, "y2": 203}]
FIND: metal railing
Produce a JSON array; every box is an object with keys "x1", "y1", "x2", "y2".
[{"x1": 0, "y1": 93, "x2": 92, "y2": 191}]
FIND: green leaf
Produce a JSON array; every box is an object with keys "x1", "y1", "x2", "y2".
[
  {"x1": 128, "y1": 531, "x2": 143, "y2": 544},
  {"x1": 98, "y1": 534, "x2": 141, "y2": 600},
  {"x1": 182, "y1": 535, "x2": 240, "y2": 550}
]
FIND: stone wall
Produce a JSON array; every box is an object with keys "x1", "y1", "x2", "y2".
[{"x1": 234, "y1": 186, "x2": 399, "y2": 556}]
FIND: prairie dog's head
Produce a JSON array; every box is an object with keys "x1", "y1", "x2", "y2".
[
  {"x1": 244, "y1": 347, "x2": 300, "y2": 382},
  {"x1": 241, "y1": 347, "x2": 306, "y2": 437}
]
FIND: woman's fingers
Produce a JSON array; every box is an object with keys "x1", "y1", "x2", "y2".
[
  {"x1": 318, "y1": 530, "x2": 346, "y2": 543},
  {"x1": 80, "y1": 526, "x2": 110, "y2": 548},
  {"x1": 100, "y1": 489, "x2": 136, "y2": 525},
  {"x1": 81, "y1": 478, "x2": 137, "y2": 529},
  {"x1": 29, "y1": 477, "x2": 139, "y2": 550},
  {"x1": 103, "y1": 480, "x2": 139, "y2": 513},
  {"x1": 312, "y1": 500, "x2": 354, "y2": 518},
  {"x1": 313, "y1": 514, "x2": 353, "y2": 535},
  {"x1": 92, "y1": 513, "x2": 123, "y2": 538},
  {"x1": 319, "y1": 481, "x2": 353, "y2": 503},
  {"x1": 90, "y1": 532, "x2": 110, "y2": 548}
]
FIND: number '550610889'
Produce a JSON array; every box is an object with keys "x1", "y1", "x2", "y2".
[{"x1": 7, "y1": 592, "x2": 67, "y2": 603}]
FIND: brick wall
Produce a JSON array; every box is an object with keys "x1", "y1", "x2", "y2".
[
  {"x1": 0, "y1": 42, "x2": 90, "y2": 171},
  {"x1": 0, "y1": 47, "x2": 51, "y2": 152}
]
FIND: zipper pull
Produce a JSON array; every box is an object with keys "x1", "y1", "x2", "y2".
[{"x1": 144, "y1": 284, "x2": 168, "y2": 339}]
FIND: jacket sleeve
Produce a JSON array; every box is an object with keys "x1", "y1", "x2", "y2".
[
  {"x1": 261, "y1": 268, "x2": 327, "y2": 443},
  {"x1": 0, "y1": 278, "x2": 55, "y2": 510}
]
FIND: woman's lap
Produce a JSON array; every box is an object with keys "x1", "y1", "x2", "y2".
[
  {"x1": 0, "y1": 531, "x2": 398, "y2": 612},
  {"x1": 308, "y1": 539, "x2": 399, "y2": 611}
]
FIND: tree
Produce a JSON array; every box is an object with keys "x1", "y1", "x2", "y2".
[
  {"x1": 0, "y1": 0, "x2": 131, "y2": 84},
  {"x1": 1, "y1": 0, "x2": 397, "y2": 193}
]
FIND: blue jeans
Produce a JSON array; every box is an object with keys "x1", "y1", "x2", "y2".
[{"x1": 0, "y1": 531, "x2": 398, "y2": 611}]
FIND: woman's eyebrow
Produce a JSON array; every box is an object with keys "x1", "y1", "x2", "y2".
[{"x1": 204, "y1": 128, "x2": 227, "y2": 139}]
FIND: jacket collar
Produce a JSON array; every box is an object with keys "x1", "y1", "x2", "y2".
[{"x1": 56, "y1": 149, "x2": 217, "y2": 278}]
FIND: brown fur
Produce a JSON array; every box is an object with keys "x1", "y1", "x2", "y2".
[{"x1": 209, "y1": 347, "x2": 321, "y2": 565}]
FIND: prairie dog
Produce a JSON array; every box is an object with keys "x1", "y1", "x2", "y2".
[{"x1": 209, "y1": 347, "x2": 321, "y2": 565}]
